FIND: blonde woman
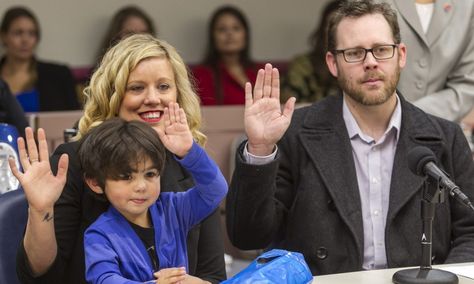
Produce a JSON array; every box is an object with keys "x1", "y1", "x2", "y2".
[{"x1": 15, "y1": 34, "x2": 226, "y2": 284}]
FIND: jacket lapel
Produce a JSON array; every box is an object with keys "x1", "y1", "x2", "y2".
[
  {"x1": 387, "y1": 97, "x2": 445, "y2": 222},
  {"x1": 426, "y1": 0, "x2": 454, "y2": 46},
  {"x1": 393, "y1": 0, "x2": 428, "y2": 46},
  {"x1": 299, "y1": 95, "x2": 364, "y2": 256}
]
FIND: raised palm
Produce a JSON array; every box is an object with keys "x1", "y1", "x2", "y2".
[
  {"x1": 9, "y1": 127, "x2": 68, "y2": 212},
  {"x1": 156, "y1": 102, "x2": 194, "y2": 158},
  {"x1": 245, "y1": 63, "x2": 295, "y2": 156}
]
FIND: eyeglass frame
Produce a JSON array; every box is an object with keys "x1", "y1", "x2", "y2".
[{"x1": 332, "y1": 44, "x2": 399, "y2": 63}]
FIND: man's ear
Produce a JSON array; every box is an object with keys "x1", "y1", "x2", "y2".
[
  {"x1": 85, "y1": 178, "x2": 104, "y2": 195},
  {"x1": 326, "y1": 51, "x2": 339, "y2": 78}
]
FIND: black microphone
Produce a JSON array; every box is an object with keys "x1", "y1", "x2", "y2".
[{"x1": 408, "y1": 146, "x2": 474, "y2": 211}]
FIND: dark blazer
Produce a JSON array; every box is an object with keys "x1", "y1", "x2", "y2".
[
  {"x1": 36, "y1": 61, "x2": 80, "y2": 111},
  {"x1": 226, "y1": 94, "x2": 474, "y2": 275},
  {"x1": 17, "y1": 141, "x2": 226, "y2": 284},
  {"x1": 0, "y1": 58, "x2": 80, "y2": 111},
  {"x1": 0, "y1": 79, "x2": 28, "y2": 137}
]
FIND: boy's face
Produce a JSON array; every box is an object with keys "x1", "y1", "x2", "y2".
[{"x1": 103, "y1": 156, "x2": 161, "y2": 227}]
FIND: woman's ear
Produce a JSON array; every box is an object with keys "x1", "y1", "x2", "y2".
[{"x1": 85, "y1": 178, "x2": 104, "y2": 195}]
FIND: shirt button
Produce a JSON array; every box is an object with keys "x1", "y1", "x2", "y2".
[
  {"x1": 373, "y1": 210, "x2": 380, "y2": 216},
  {"x1": 372, "y1": 177, "x2": 378, "y2": 184},
  {"x1": 416, "y1": 82, "x2": 423, "y2": 89}
]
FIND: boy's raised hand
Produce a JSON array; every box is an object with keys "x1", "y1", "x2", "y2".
[
  {"x1": 154, "y1": 267, "x2": 186, "y2": 284},
  {"x1": 8, "y1": 127, "x2": 68, "y2": 213},
  {"x1": 156, "y1": 102, "x2": 194, "y2": 158}
]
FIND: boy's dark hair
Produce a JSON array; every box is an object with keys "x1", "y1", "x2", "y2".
[
  {"x1": 78, "y1": 118, "x2": 166, "y2": 190},
  {"x1": 327, "y1": 0, "x2": 401, "y2": 52}
]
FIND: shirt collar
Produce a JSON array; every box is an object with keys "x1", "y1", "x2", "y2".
[{"x1": 342, "y1": 93, "x2": 402, "y2": 142}]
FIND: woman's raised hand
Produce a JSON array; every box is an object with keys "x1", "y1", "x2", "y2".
[
  {"x1": 8, "y1": 127, "x2": 68, "y2": 213},
  {"x1": 244, "y1": 63, "x2": 296, "y2": 156},
  {"x1": 156, "y1": 102, "x2": 194, "y2": 158}
]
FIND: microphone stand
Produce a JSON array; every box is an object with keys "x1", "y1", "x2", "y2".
[{"x1": 392, "y1": 177, "x2": 458, "y2": 284}]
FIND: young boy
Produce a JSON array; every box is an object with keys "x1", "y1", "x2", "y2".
[{"x1": 78, "y1": 115, "x2": 227, "y2": 283}]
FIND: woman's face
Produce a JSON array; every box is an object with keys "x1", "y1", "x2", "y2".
[
  {"x1": 118, "y1": 16, "x2": 150, "y2": 40},
  {"x1": 213, "y1": 13, "x2": 246, "y2": 55},
  {"x1": 1, "y1": 16, "x2": 38, "y2": 61},
  {"x1": 119, "y1": 57, "x2": 178, "y2": 133}
]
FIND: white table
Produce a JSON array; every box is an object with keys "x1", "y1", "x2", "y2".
[{"x1": 313, "y1": 263, "x2": 474, "y2": 283}]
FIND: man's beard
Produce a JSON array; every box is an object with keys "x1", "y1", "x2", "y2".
[{"x1": 337, "y1": 65, "x2": 400, "y2": 106}]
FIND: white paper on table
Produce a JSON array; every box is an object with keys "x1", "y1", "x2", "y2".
[{"x1": 440, "y1": 265, "x2": 474, "y2": 280}]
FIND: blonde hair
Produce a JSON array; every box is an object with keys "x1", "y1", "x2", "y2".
[{"x1": 78, "y1": 34, "x2": 206, "y2": 145}]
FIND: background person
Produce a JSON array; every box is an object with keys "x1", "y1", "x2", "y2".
[
  {"x1": 0, "y1": 6, "x2": 79, "y2": 112},
  {"x1": 96, "y1": 5, "x2": 156, "y2": 64},
  {"x1": 192, "y1": 5, "x2": 262, "y2": 105},
  {"x1": 0, "y1": 78, "x2": 28, "y2": 137},
  {"x1": 281, "y1": 0, "x2": 340, "y2": 104},
  {"x1": 386, "y1": 0, "x2": 474, "y2": 122}
]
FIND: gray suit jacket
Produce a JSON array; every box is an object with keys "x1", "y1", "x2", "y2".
[
  {"x1": 386, "y1": 0, "x2": 474, "y2": 121},
  {"x1": 226, "y1": 94, "x2": 474, "y2": 275}
]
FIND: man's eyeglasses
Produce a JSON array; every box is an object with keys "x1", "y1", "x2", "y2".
[{"x1": 333, "y1": 44, "x2": 399, "y2": 63}]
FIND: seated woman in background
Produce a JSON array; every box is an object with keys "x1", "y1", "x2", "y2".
[
  {"x1": 192, "y1": 5, "x2": 261, "y2": 105},
  {"x1": 0, "y1": 6, "x2": 80, "y2": 112},
  {"x1": 0, "y1": 78, "x2": 28, "y2": 137},
  {"x1": 281, "y1": 0, "x2": 340, "y2": 103},
  {"x1": 96, "y1": 5, "x2": 155, "y2": 63}
]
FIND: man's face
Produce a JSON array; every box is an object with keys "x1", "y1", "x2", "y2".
[{"x1": 326, "y1": 14, "x2": 406, "y2": 106}]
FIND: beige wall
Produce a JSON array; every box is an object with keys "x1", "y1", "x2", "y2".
[{"x1": 0, "y1": 0, "x2": 331, "y2": 67}]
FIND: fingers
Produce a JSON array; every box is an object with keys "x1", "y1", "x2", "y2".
[
  {"x1": 18, "y1": 136, "x2": 30, "y2": 171},
  {"x1": 244, "y1": 82, "x2": 253, "y2": 108},
  {"x1": 56, "y1": 154, "x2": 69, "y2": 181},
  {"x1": 154, "y1": 267, "x2": 186, "y2": 283},
  {"x1": 163, "y1": 107, "x2": 171, "y2": 128},
  {"x1": 25, "y1": 127, "x2": 39, "y2": 164},
  {"x1": 271, "y1": 67, "x2": 280, "y2": 99},
  {"x1": 164, "y1": 102, "x2": 187, "y2": 126},
  {"x1": 282, "y1": 97, "x2": 296, "y2": 119},
  {"x1": 8, "y1": 156, "x2": 22, "y2": 182},
  {"x1": 37, "y1": 128, "x2": 49, "y2": 164},
  {"x1": 253, "y1": 69, "x2": 264, "y2": 100},
  {"x1": 262, "y1": 63, "x2": 273, "y2": 98},
  {"x1": 177, "y1": 108, "x2": 187, "y2": 125},
  {"x1": 168, "y1": 102, "x2": 177, "y2": 124},
  {"x1": 253, "y1": 63, "x2": 278, "y2": 101}
]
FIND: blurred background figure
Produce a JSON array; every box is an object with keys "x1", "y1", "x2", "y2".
[
  {"x1": 0, "y1": 6, "x2": 79, "y2": 112},
  {"x1": 386, "y1": 0, "x2": 474, "y2": 122},
  {"x1": 192, "y1": 5, "x2": 262, "y2": 105},
  {"x1": 0, "y1": 79, "x2": 27, "y2": 138},
  {"x1": 281, "y1": 0, "x2": 340, "y2": 104},
  {"x1": 96, "y1": 5, "x2": 156, "y2": 63}
]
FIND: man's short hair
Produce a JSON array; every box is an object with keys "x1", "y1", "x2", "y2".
[
  {"x1": 78, "y1": 118, "x2": 166, "y2": 190},
  {"x1": 327, "y1": 0, "x2": 401, "y2": 52}
]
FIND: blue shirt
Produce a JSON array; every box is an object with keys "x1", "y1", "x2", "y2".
[
  {"x1": 16, "y1": 89, "x2": 39, "y2": 112},
  {"x1": 84, "y1": 142, "x2": 228, "y2": 284}
]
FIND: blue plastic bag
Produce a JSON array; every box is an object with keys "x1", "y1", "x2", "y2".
[{"x1": 223, "y1": 249, "x2": 313, "y2": 284}]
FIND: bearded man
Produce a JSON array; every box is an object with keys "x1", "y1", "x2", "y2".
[{"x1": 225, "y1": 0, "x2": 474, "y2": 276}]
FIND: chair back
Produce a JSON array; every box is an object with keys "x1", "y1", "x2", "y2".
[
  {"x1": 0, "y1": 189, "x2": 28, "y2": 284},
  {"x1": 0, "y1": 123, "x2": 21, "y2": 194}
]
